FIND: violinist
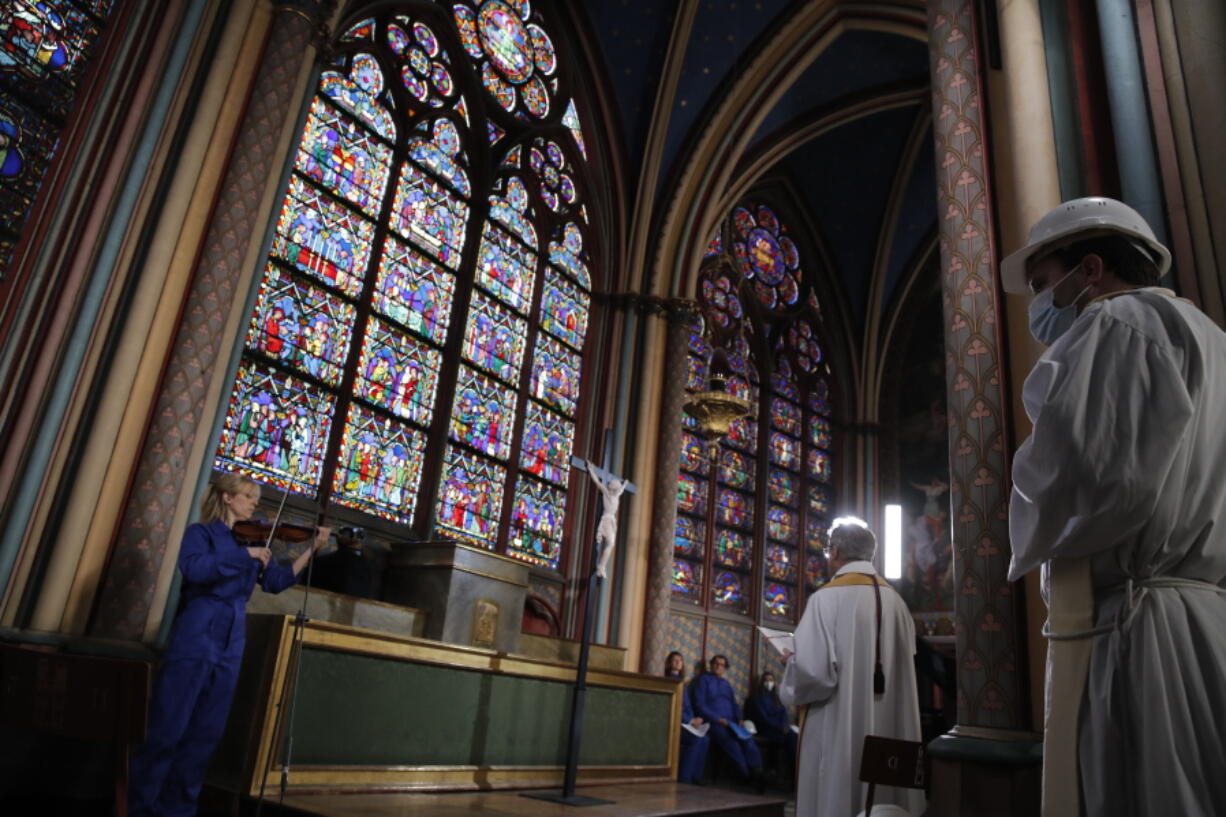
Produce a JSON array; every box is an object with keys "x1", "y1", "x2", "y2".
[{"x1": 128, "y1": 473, "x2": 330, "y2": 817}]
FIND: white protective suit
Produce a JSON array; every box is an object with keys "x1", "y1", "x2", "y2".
[
  {"x1": 1008, "y1": 287, "x2": 1226, "y2": 816},
  {"x1": 780, "y1": 561, "x2": 925, "y2": 817}
]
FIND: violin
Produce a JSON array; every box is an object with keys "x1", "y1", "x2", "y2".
[{"x1": 232, "y1": 519, "x2": 316, "y2": 544}]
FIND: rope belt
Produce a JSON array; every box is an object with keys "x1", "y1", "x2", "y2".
[{"x1": 1043, "y1": 576, "x2": 1226, "y2": 641}]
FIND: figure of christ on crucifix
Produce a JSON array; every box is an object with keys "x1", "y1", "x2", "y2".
[{"x1": 569, "y1": 453, "x2": 636, "y2": 581}]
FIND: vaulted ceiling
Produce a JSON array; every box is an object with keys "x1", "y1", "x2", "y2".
[{"x1": 575, "y1": 0, "x2": 938, "y2": 361}]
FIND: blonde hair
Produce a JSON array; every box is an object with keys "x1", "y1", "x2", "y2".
[{"x1": 200, "y1": 473, "x2": 260, "y2": 524}]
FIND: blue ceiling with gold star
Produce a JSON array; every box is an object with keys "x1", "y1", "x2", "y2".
[{"x1": 575, "y1": 0, "x2": 938, "y2": 331}]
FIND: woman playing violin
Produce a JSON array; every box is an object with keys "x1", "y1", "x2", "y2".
[{"x1": 129, "y1": 472, "x2": 330, "y2": 817}]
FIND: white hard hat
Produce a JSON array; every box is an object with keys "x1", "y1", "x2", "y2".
[
  {"x1": 999, "y1": 197, "x2": 1170, "y2": 294},
  {"x1": 854, "y1": 805, "x2": 913, "y2": 817}
]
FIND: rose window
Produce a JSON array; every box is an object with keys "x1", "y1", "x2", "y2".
[
  {"x1": 731, "y1": 205, "x2": 801, "y2": 310},
  {"x1": 789, "y1": 321, "x2": 822, "y2": 372},
  {"x1": 453, "y1": 0, "x2": 558, "y2": 119},
  {"x1": 700, "y1": 274, "x2": 743, "y2": 329}
]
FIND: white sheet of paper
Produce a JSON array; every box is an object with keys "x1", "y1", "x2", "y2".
[
  {"x1": 757, "y1": 625, "x2": 795, "y2": 656},
  {"x1": 682, "y1": 721, "x2": 710, "y2": 738}
]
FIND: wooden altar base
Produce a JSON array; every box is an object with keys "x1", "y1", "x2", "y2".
[{"x1": 256, "y1": 782, "x2": 787, "y2": 817}]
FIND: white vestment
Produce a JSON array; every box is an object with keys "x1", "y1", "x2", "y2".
[
  {"x1": 1008, "y1": 288, "x2": 1226, "y2": 816},
  {"x1": 780, "y1": 561, "x2": 925, "y2": 817}
]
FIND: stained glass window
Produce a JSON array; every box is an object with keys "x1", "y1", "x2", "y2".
[
  {"x1": 767, "y1": 506, "x2": 798, "y2": 544},
  {"x1": 436, "y1": 446, "x2": 506, "y2": 546},
  {"x1": 672, "y1": 559, "x2": 702, "y2": 602},
  {"x1": 763, "y1": 582, "x2": 792, "y2": 618},
  {"x1": 529, "y1": 332, "x2": 580, "y2": 413},
  {"x1": 769, "y1": 468, "x2": 797, "y2": 507},
  {"x1": 716, "y1": 488, "x2": 752, "y2": 529},
  {"x1": 216, "y1": 6, "x2": 594, "y2": 576},
  {"x1": 674, "y1": 516, "x2": 705, "y2": 558},
  {"x1": 355, "y1": 317, "x2": 441, "y2": 425},
  {"x1": 730, "y1": 204, "x2": 801, "y2": 311},
  {"x1": 671, "y1": 200, "x2": 836, "y2": 627},
  {"x1": 373, "y1": 235, "x2": 455, "y2": 344},
  {"x1": 518, "y1": 400, "x2": 574, "y2": 486},
  {"x1": 507, "y1": 478, "x2": 565, "y2": 567},
  {"x1": 718, "y1": 448, "x2": 754, "y2": 490},
  {"x1": 540, "y1": 270, "x2": 589, "y2": 349},
  {"x1": 680, "y1": 433, "x2": 710, "y2": 475},
  {"x1": 463, "y1": 291, "x2": 528, "y2": 384},
  {"x1": 331, "y1": 403, "x2": 426, "y2": 523},
  {"x1": 713, "y1": 571, "x2": 747, "y2": 614},
  {"x1": 0, "y1": 0, "x2": 115, "y2": 275},
  {"x1": 770, "y1": 432, "x2": 801, "y2": 470},
  {"x1": 272, "y1": 175, "x2": 375, "y2": 299},
  {"x1": 766, "y1": 545, "x2": 796, "y2": 581},
  {"x1": 677, "y1": 473, "x2": 708, "y2": 516},
  {"x1": 215, "y1": 361, "x2": 334, "y2": 495},
  {"x1": 714, "y1": 528, "x2": 750, "y2": 569},
  {"x1": 245, "y1": 262, "x2": 356, "y2": 386},
  {"x1": 448, "y1": 365, "x2": 517, "y2": 459}
]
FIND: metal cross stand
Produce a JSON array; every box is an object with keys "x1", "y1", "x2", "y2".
[{"x1": 524, "y1": 448, "x2": 635, "y2": 807}]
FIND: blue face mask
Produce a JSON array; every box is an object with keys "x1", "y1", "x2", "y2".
[{"x1": 1028, "y1": 265, "x2": 1090, "y2": 346}]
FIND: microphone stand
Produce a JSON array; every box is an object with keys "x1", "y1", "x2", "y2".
[{"x1": 254, "y1": 495, "x2": 324, "y2": 816}]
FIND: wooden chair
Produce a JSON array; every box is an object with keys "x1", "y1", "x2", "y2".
[{"x1": 858, "y1": 734, "x2": 925, "y2": 816}]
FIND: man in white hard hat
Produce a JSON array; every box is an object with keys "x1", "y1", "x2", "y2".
[{"x1": 1002, "y1": 197, "x2": 1226, "y2": 817}]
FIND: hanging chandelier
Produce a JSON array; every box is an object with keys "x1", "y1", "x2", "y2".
[{"x1": 682, "y1": 374, "x2": 753, "y2": 460}]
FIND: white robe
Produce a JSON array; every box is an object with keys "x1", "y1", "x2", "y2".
[
  {"x1": 780, "y1": 561, "x2": 925, "y2": 817},
  {"x1": 1008, "y1": 287, "x2": 1226, "y2": 816}
]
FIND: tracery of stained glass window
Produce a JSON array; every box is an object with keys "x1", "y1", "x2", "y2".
[
  {"x1": 671, "y1": 201, "x2": 836, "y2": 628},
  {"x1": 0, "y1": 1, "x2": 115, "y2": 275},
  {"x1": 216, "y1": 7, "x2": 595, "y2": 569},
  {"x1": 452, "y1": 0, "x2": 558, "y2": 120},
  {"x1": 730, "y1": 204, "x2": 801, "y2": 311}
]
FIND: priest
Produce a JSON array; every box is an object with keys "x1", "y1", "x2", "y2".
[{"x1": 779, "y1": 517, "x2": 924, "y2": 817}]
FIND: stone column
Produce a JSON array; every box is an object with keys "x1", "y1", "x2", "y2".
[
  {"x1": 926, "y1": 1, "x2": 1041, "y2": 813},
  {"x1": 638, "y1": 302, "x2": 698, "y2": 674},
  {"x1": 91, "y1": 1, "x2": 335, "y2": 641}
]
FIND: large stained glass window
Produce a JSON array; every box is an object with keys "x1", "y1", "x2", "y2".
[
  {"x1": 0, "y1": 1, "x2": 115, "y2": 276},
  {"x1": 215, "y1": 3, "x2": 594, "y2": 572},
  {"x1": 672, "y1": 202, "x2": 836, "y2": 627}
]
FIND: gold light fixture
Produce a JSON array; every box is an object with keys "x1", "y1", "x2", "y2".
[{"x1": 683, "y1": 374, "x2": 753, "y2": 460}]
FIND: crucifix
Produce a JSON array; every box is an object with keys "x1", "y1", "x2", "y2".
[{"x1": 524, "y1": 432, "x2": 635, "y2": 807}]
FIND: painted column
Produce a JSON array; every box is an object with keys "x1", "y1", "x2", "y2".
[
  {"x1": 926, "y1": 0, "x2": 1027, "y2": 731},
  {"x1": 90, "y1": 1, "x2": 334, "y2": 641},
  {"x1": 638, "y1": 302, "x2": 698, "y2": 673}
]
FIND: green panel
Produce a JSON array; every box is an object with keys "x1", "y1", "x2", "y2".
[{"x1": 287, "y1": 647, "x2": 672, "y2": 767}]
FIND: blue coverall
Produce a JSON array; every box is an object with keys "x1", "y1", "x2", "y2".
[
  {"x1": 678, "y1": 683, "x2": 710, "y2": 784},
  {"x1": 128, "y1": 519, "x2": 299, "y2": 817},
  {"x1": 745, "y1": 689, "x2": 797, "y2": 778},
  {"x1": 691, "y1": 672, "x2": 762, "y2": 779}
]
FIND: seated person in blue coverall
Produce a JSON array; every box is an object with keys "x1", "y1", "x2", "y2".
[
  {"x1": 128, "y1": 473, "x2": 330, "y2": 817},
  {"x1": 691, "y1": 654, "x2": 763, "y2": 784},
  {"x1": 665, "y1": 650, "x2": 709, "y2": 784},
  {"x1": 745, "y1": 670, "x2": 797, "y2": 781}
]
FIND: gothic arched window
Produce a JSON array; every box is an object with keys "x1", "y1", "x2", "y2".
[
  {"x1": 213, "y1": 2, "x2": 595, "y2": 572},
  {"x1": 0, "y1": 0, "x2": 116, "y2": 274},
  {"x1": 674, "y1": 203, "x2": 834, "y2": 625}
]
